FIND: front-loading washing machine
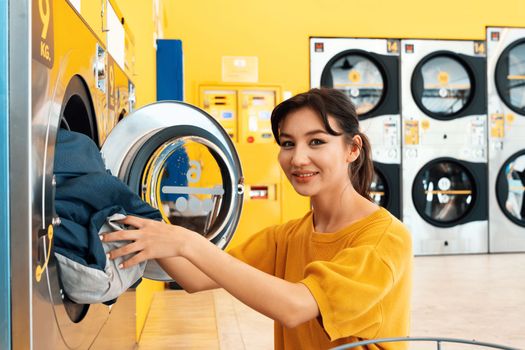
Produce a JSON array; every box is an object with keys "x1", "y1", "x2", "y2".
[
  {"x1": 310, "y1": 38, "x2": 401, "y2": 218},
  {"x1": 401, "y1": 39, "x2": 488, "y2": 255},
  {"x1": 9, "y1": 1, "x2": 244, "y2": 349},
  {"x1": 487, "y1": 27, "x2": 525, "y2": 252}
]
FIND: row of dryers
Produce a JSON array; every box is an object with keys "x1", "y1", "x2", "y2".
[{"x1": 310, "y1": 27, "x2": 525, "y2": 255}]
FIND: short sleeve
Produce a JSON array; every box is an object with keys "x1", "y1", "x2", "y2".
[
  {"x1": 226, "y1": 226, "x2": 278, "y2": 275},
  {"x1": 300, "y1": 246, "x2": 394, "y2": 341}
]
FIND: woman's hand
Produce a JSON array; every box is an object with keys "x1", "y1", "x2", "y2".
[{"x1": 102, "y1": 215, "x2": 188, "y2": 268}]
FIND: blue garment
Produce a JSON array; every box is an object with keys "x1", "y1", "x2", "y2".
[{"x1": 53, "y1": 129, "x2": 162, "y2": 272}]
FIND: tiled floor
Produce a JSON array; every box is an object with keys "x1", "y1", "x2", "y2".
[{"x1": 137, "y1": 254, "x2": 525, "y2": 349}]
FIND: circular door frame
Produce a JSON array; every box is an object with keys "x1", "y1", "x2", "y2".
[
  {"x1": 411, "y1": 50, "x2": 486, "y2": 120},
  {"x1": 101, "y1": 101, "x2": 244, "y2": 250},
  {"x1": 495, "y1": 149, "x2": 525, "y2": 228},
  {"x1": 412, "y1": 157, "x2": 487, "y2": 228},
  {"x1": 320, "y1": 49, "x2": 399, "y2": 119},
  {"x1": 495, "y1": 38, "x2": 525, "y2": 116},
  {"x1": 125, "y1": 125, "x2": 241, "y2": 246}
]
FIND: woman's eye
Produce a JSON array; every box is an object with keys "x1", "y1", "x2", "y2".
[
  {"x1": 280, "y1": 140, "x2": 294, "y2": 148},
  {"x1": 310, "y1": 139, "x2": 325, "y2": 146}
]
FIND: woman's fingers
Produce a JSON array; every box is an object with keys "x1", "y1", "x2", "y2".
[
  {"x1": 108, "y1": 240, "x2": 142, "y2": 259},
  {"x1": 119, "y1": 215, "x2": 146, "y2": 228},
  {"x1": 102, "y1": 229, "x2": 139, "y2": 242},
  {"x1": 120, "y1": 252, "x2": 148, "y2": 269}
]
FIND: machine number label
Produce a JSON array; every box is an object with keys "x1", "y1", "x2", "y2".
[
  {"x1": 32, "y1": 0, "x2": 54, "y2": 68},
  {"x1": 474, "y1": 41, "x2": 486, "y2": 56},
  {"x1": 387, "y1": 39, "x2": 400, "y2": 54}
]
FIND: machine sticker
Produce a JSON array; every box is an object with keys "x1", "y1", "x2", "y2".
[
  {"x1": 421, "y1": 119, "x2": 430, "y2": 130},
  {"x1": 32, "y1": 0, "x2": 54, "y2": 68},
  {"x1": 490, "y1": 113, "x2": 504, "y2": 138},
  {"x1": 506, "y1": 113, "x2": 515, "y2": 124},
  {"x1": 490, "y1": 31, "x2": 500, "y2": 41},
  {"x1": 405, "y1": 44, "x2": 414, "y2": 54},
  {"x1": 108, "y1": 55, "x2": 116, "y2": 111},
  {"x1": 404, "y1": 120, "x2": 419, "y2": 145},
  {"x1": 314, "y1": 42, "x2": 324, "y2": 53},
  {"x1": 348, "y1": 69, "x2": 361, "y2": 83},
  {"x1": 387, "y1": 39, "x2": 400, "y2": 54},
  {"x1": 437, "y1": 71, "x2": 449, "y2": 85}
]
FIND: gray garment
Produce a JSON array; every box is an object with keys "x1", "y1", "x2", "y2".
[{"x1": 55, "y1": 213, "x2": 146, "y2": 304}]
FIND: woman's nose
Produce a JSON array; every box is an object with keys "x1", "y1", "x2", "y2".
[{"x1": 291, "y1": 146, "x2": 310, "y2": 166}]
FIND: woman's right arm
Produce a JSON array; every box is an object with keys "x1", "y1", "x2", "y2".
[{"x1": 156, "y1": 256, "x2": 220, "y2": 293}]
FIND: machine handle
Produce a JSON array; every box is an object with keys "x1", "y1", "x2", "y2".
[{"x1": 35, "y1": 224, "x2": 54, "y2": 282}]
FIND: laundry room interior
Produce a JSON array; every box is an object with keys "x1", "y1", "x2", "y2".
[{"x1": 2, "y1": 0, "x2": 525, "y2": 349}]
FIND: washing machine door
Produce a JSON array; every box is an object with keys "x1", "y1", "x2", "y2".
[
  {"x1": 371, "y1": 162, "x2": 401, "y2": 219},
  {"x1": 370, "y1": 166, "x2": 389, "y2": 208},
  {"x1": 320, "y1": 50, "x2": 398, "y2": 118},
  {"x1": 496, "y1": 151, "x2": 525, "y2": 227},
  {"x1": 412, "y1": 158, "x2": 482, "y2": 227},
  {"x1": 412, "y1": 54, "x2": 472, "y2": 118},
  {"x1": 495, "y1": 39, "x2": 525, "y2": 115},
  {"x1": 101, "y1": 101, "x2": 244, "y2": 279}
]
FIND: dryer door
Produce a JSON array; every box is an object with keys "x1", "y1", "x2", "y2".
[
  {"x1": 372, "y1": 162, "x2": 401, "y2": 219},
  {"x1": 101, "y1": 101, "x2": 244, "y2": 279},
  {"x1": 320, "y1": 50, "x2": 399, "y2": 118},
  {"x1": 495, "y1": 39, "x2": 525, "y2": 115},
  {"x1": 496, "y1": 151, "x2": 525, "y2": 227},
  {"x1": 411, "y1": 158, "x2": 487, "y2": 227},
  {"x1": 412, "y1": 54, "x2": 473, "y2": 118}
]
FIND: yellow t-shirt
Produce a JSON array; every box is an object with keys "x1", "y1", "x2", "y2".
[{"x1": 227, "y1": 207, "x2": 412, "y2": 350}]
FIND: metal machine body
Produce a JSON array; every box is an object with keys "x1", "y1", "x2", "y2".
[
  {"x1": 487, "y1": 27, "x2": 525, "y2": 252},
  {"x1": 401, "y1": 39, "x2": 488, "y2": 255},
  {"x1": 10, "y1": 1, "x2": 244, "y2": 349},
  {"x1": 310, "y1": 38, "x2": 402, "y2": 219}
]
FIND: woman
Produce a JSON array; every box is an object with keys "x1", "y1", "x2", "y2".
[{"x1": 103, "y1": 88, "x2": 413, "y2": 350}]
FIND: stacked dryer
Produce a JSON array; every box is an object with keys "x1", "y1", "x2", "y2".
[
  {"x1": 487, "y1": 27, "x2": 525, "y2": 252},
  {"x1": 401, "y1": 40, "x2": 488, "y2": 255},
  {"x1": 310, "y1": 38, "x2": 402, "y2": 219}
]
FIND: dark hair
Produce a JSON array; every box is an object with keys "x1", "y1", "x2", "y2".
[{"x1": 270, "y1": 88, "x2": 374, "y2": 201}]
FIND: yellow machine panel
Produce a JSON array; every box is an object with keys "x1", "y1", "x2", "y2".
[
  {"x1": 200, "y1": 88, "x2": 238, "y2": 141},
  {"x1": 231, "y1": 142, "x2": 282, "y2": 246},
  {"x1": 238, "y1": 89, "x2": 276, "y2": 144}
]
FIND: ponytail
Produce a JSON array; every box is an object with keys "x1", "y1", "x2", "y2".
[{"x1": 349, "y1": 132, "x2": 374, "y2": 201}]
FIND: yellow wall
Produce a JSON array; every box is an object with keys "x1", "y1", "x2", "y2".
[
  {"x1": 163, "y1": 0, "x2": 525, "y2": 102},
  {"x1": 115, "y1": 0, "x2": 164, "y2": 341}
]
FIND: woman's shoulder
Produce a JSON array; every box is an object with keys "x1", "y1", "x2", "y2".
[
  {"x1": 354, "y1": 208, "x2": 411, "y2": 248},
  {"x1": 272, "y1": 211, "x2": 314, "y2": 236}
]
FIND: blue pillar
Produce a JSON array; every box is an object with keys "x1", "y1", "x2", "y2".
[
  {"x1": 156, "y1": 39, "x2": 184, "y2": 101},
  {"x1": 0, "y1": 0, "x2": 10, "y2": 348}
]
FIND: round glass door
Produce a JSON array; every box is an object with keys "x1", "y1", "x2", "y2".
[
  {"x1": 412, "y1": 159, "x2": 475, "y2": 226},
  {"x1": 370, "y1": 167, "x2": 388, "y2": 208},
  {"x1": 140, "y1": 136, "x2": 235, "y2": 241},
  {"x1": 321, "y1": 52, "x2": 385, "y2": 115},
  {"x1": 495, "y1": 40, "x2": 525, "y2": 115},
  {"x1": 101, "y1": 102, "x2": 244, "y2": 279},
  {"x1": 412, "y1": 55, "x2": 472, "y2": 117},
  {"x1": 496, "y1": 151, "x2": 525, "y2": 227}
]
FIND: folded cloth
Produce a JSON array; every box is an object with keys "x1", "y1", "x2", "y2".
[{"x1": 53, "y1": 129, "x2": 164, "y2": 304}]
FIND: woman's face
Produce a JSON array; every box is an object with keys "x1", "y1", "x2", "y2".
[{"x1": 277, "y1": 107, "x2": 357, "y2": 198}]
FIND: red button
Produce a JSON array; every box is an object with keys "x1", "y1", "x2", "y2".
[{"x1": 247, "y1": 136, "x2": 255, "y2": 143}]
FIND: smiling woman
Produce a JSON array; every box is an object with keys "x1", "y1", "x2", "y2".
[{"x1": 103, "y1": 88, "x2": 413, "y2": 350}]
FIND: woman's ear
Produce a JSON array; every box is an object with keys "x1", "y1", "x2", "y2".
[{"x1": 346, "y1": 134, "x2": 362, "y2": 163}]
